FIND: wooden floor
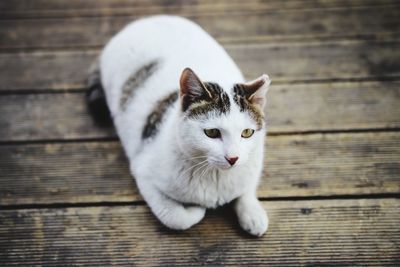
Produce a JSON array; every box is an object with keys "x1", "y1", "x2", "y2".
[{"x1": 1, "y1": 0, "x2": 399, "y2": 265}]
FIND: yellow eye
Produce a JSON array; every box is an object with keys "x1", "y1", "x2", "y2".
[
  {"x1": 241, "y1": 129, "x2": 255, "y2": 138},
  {"x1": 204, "y1": 128, "x2": 221, "y2": 138}
]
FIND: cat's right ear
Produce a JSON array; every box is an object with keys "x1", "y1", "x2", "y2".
[
  {"x1": 242, "y1": 74, "x2": 271, "y2": 110},
  {"x1": 180, "y1": 68, "x2": 212, "y2": 111}
]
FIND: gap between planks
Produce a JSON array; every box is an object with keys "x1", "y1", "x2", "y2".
[
  {"x1": 1, "y1": 0, "x2": 399, "y2": 20},
  {"x1": 1, "y1": 193, "x2": 399, "y2": 211}
]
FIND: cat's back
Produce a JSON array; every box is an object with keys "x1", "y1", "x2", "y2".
[{"x1": 100, "y1": 15, "x2": 243, "y2": 115}]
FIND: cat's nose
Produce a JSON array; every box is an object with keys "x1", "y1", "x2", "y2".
[{"x1": 225, "y1": 156, "x2": 239, "y2": 166}]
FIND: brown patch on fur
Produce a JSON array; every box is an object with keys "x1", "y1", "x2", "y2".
[
  {"x1": 120, "y1": 61, "x2": 158, "y2": 111},
  {"x1": 142, "y1": 91, "x2": 179, "y2": 139}
]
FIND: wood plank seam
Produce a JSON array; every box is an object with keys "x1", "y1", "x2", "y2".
[
  {"x1": 2, "y1": 128, "x2": 400, "y2": 146},
  {"x1": 1, "y1": 2, "x2": 399, "y2": 20},
  {"x1": 1, "y1": 193, "x2": 399, "y2": 210}
]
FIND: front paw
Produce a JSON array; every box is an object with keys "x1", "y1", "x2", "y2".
[
  {"x1": 237, "y1": 203, "x2": 268, "y2": 237},
  {"x1": 160, "y1": 205, "x2": 206, "y2": 230}
]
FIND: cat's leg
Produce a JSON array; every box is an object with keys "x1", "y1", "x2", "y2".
[
  {"x1": 234, "y1": 190, "x2": 268, "y2": 236},
  {"x1": 137, "y1": 179, "x2": 206, "y2": 230}
]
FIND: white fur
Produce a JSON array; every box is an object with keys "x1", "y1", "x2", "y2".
[{"x1": 100, "y1": 15, "x2": 269, "y2": 236}]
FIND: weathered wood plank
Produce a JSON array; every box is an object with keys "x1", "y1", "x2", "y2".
[
  {"x1": 1, "y1": 0, "x2": 398, "y2": 18},
  {"x1": 0, "y1": 199, "x2": 399, "y2": 265},
  {"x1": 1, "y1": 40, "x2": 399, "y2": 92},
  {"x1": 1, "y1": 81, "x2": 399, "y2": 141},
  {"x1": 0, "y1": 93, "x2": 116, "y2": 141},
  {"x1": 0, "y1": 50, "x2": 84, "y2": 91},
  {"x1": 267, "y1": 81, "x2": 400, "y2": 133},
  {"x1": 0, "y1": 51, "x2": 94, "y2": 91},
  {"x1": 0, "y1": 132, "x2": 398, "y2": 205},
  {"x1": 0, "y1": 142, "x2": 136, "y2": 205},
  {"x1": 0, "y1": 5, "x2": 399, "y2": 50},
  {"x1": 235, "y1": 40, "x2": 400, "y2": 83}
]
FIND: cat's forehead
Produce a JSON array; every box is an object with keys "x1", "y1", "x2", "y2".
[{"x1": 185, "y1": 81, "x2": 264, "y2": 129}]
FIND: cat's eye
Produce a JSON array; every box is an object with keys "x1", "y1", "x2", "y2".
[
  {"x1": 241, "y1": 129, "x2": 255, "y2": 138},
  {"x1": 204, "y1": 128, "x2": 221, "y2": 139}
]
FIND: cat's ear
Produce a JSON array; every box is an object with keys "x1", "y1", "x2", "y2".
[
  {"x1": 180, "y1": 68, "x2": 213, "y2": 111},
  {"x1": 243, "y1": 74, "x2": 271, "y2": 109}
]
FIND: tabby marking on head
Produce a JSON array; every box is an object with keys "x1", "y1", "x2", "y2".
[
  {"x1": 120, "y1": 61, "x2": 158, "y2": 111},
  {"x1": 233, "y1": 84, "x2": 265, "y2": 130},
  {"x1": 185, "y1": 82, "x2": 231, "y2": 119}
]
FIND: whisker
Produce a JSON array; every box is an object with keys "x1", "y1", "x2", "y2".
[
  {"x1": 179, "y1": 159, "x2": 208, "y2": 178},
  {"x1": 185, "y1": 155, "x2": 208, "y2": 161},
  {"x1": 189, "y1": 161, "x2": 208, "y2": 184},
  {"x1": 192, "y1": 161, "x2": 208, "y2": 178},
  {"x1": 199, "y1": 164, "x2": 211, "y2": 180}
]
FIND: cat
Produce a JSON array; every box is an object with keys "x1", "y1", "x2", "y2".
[{"x1": 87, "y1": 15, "x2": 271, "y2": 236}]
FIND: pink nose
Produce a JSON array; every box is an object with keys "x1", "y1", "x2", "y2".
[{"x1": 225, "y1": 156, "x2": 239, "y2": 166}]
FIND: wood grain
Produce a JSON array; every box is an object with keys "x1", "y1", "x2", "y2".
[
  {"x1": 0, "y1": 132, "x2": 398, "y2": 205},
  {"x1": 0, "y1": 199, "x2": 399, "y2": 265},
  {"x1": 0, "y1": 51, "x2": 95, "y2": 91},
  {"x1": 1, "y1": 0, "x2": 398, "y2": 18},
  {"x1": 267, "y1": 81, "x2": 400, "y2": 133},
  {"x1": 1, "y1": 81, "x2": 399, "y2": 142},
  {"x1": 1, "y1": 40, "x2": 400, "y2": 92},
  {"x1": 0, "y1": 93, "x2": 116, "y2": 141},
  {"x1": 0, "y1": 5, "x2": 399, "y2": 50}
]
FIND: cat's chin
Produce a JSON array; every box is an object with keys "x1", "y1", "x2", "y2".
[{"x1": 212, "y1": 163, "x2": 237, "y2": 171}]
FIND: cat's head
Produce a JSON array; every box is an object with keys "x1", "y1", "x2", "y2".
[{"x1": 177, "y1": 68, "x2": 270, "y2": 170}]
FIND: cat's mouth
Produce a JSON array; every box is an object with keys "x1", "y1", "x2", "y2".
[
  {"x1": 207, "y1": 158, "x2": 237, "y2": 170},
  {"x1": 218, "y1": 164, "x2": 235, "y2": 170}
]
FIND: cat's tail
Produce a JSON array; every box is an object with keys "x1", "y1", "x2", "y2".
[{"x1": 86, "y1": 60, "x2": 113, "y2": 127}]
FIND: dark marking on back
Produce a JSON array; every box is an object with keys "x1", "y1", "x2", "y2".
[
  {"x1": 233, "y1": 84, "x2": 264, "y2": 129},
  {"x1": 185, "y1": 82, "x2": 230, "y2": 118},
  {"x1": 120, "y1": 61, "x2": 158, "y2": 111},
  {"x1": 142, "y1": 91, "x2": 179, "y2": 139}
]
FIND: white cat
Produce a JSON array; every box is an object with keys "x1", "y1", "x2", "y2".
[{"x1": 89, "y1": 15, "x2": 270, "y2": 236}]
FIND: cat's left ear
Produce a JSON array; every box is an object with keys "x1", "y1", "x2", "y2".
[
  {"x1": 243, "y1": 74, "x2": 271, "y2": 109},
  {"x1": 179, "y1": 68, "x2": 213, "y2": 111}
]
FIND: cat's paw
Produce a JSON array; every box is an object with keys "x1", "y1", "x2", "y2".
[
  {"x1": 161, "y1": 205, "x2": 206, "y2": 230},
  {"x1": 237, "y1": 203, "x2": 268, "y2": 237},
  {"x1": 180, "y1": 206, "x2": 207, "y2": 229}
]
